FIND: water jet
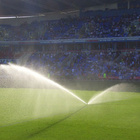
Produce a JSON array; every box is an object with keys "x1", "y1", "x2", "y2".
[
  {"x1": 0, "y1": 64, "x2": 87, "y2": 126},
  {"x1": 88, "y1": 83, "x2": 135, "y2": 105}
]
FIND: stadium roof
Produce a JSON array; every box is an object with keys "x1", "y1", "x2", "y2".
[{"x1": 0, "y1": 0, "x2": 129, "y2": 16}]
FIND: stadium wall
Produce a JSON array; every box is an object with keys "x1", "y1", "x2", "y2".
[
  {"x1": 58, "y1": 80, "x2": 140, "y2": 92},
  {"x1": 0, "y1": 77, "x2": 139, "y2": 92}
]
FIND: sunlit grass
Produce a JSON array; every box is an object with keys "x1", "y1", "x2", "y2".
[{"x1": 0, "y1": 88, "x2": 140, "y2": 140}]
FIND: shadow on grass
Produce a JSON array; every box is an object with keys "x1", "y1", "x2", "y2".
[{"x1": 27, "y1": 105, "x2": 87, "y2": 139}]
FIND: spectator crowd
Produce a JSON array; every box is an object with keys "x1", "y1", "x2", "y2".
[
  {"x1": 26, "y1": 48, "x2": 140, "y2": 80},
  {"x1": 0, "y1": 12, "x2": 140, "y2": 41}
]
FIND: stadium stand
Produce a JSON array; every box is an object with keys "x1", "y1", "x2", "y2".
[
  {"x1": 0, "y1": 9, "x2": 140, "y2": 41},
  {"x1": 0, "y1": 6, "x2": 139, "y2": 80},
  {"x1": 26, "y1": 46, "x2": 140, "y2": 80}
]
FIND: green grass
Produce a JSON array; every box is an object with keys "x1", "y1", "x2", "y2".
[{"x1": 0, "y1": 88, "x2": 140, "y2": 140}]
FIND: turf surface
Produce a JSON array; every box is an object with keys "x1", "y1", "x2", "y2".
[{"x1": 0, "y1": 88, "x2": 140, "y2": 140}]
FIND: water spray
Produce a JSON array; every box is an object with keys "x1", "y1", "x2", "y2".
[
  {"x1": 88, "y1": 84, "x2": 120, "y2": 104},
  {"x1": 87, "y1": 83, "x2": 134, "y2": 105},
  {"x1": 8, "y1": 64, "x2": 87, "y2": 104}
]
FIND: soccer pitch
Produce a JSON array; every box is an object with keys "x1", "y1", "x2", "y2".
[{"x1": 0, "y1": 88, "x2": 140, "y2": 140}]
